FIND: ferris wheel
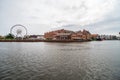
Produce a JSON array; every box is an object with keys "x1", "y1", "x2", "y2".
[{"x1": 10, "y1": 24, "x2": 28, "y2": 38}]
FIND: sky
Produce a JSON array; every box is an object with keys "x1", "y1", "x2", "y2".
[{"x1": 0, "y1": 0, "x2": 120, "y2": 36}]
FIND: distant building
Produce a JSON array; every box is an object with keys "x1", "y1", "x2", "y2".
[
  {"x1": 44, "y1": 29, "x2": 74, "y2": 40},
  {"x1": 44, "y1": 29, "x2": 91, "y2": 40},
  {"x1": 91, "y1": 34, "x2": 118, "y2": 40},
  {"x1": 25, "y1": 35, "x2": 45, "y2": 40},
  {"x1": 91, "y1": 34, "x2": 99, "y2": 40},
  {"x1": 100, "y1": 35, "x2": 117, "y2": 40},
  {"x1": 71, "y1": 30, "x2": 83, "y2": 40},
  {"x1": 0, "y1": 35, "x2": 4, "y2": 39},
  {"x1": 71, "y1": 30, "x2": 91, "y2": 40},
  {"x1": 118, "y1": 32, "x2": 120, "y2": 40}
]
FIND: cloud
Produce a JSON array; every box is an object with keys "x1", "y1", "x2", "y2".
[
  {"x1": 0, "y1": 0, "x2": 120, "y2": 35},
  {"x1": 14, "y1": 0, "x2": 117, "y2": 25}
]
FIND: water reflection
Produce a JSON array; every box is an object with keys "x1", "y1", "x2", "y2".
[{"x1": 0, "y1": 41, "x2": 120, "y2": 80}]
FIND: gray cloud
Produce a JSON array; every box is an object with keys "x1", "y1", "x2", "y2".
[{"x1": 0, "y1": 0, "x2": 120, "y2": 35}]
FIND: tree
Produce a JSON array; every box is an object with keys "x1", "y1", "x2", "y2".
[
  {"x1": 5, "y1": 33, "x2": 15, "y2": 39},
  {"x1": 0, "y1": 35, "x2": 4, "y2": 39}
]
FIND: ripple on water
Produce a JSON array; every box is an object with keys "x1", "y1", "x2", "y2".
[{"x1": 0, "y1": 41, "x2": 120, "y2": 80}]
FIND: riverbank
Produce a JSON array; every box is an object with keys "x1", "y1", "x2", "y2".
[{"x1": 0, "y1": 39, "x2": 91, "y2": 42}]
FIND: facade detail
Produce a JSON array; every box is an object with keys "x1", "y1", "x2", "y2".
[{"x1": 44, "y1": 29, "x2": 91, "y2": 40}]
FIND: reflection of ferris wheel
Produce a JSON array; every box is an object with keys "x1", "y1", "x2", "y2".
[{"x1": 10, "y1": 24, "x2": 27, "y2": 38}]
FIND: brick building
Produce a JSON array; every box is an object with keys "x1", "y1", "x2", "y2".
[
  {"x1": 44, "y1": 29, "x2": 74, "y2": 40},
  {"x1": 44, "y1": 29, "x2": 91, "y2": 40}
]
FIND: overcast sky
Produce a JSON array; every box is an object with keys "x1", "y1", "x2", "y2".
[{"x1": 0, "y1": 0, "x2": 120, "y2": 35}]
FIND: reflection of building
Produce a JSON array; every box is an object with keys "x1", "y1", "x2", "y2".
[{"x1": 44, "y1": 29, "x2": 91, "y2": 40}]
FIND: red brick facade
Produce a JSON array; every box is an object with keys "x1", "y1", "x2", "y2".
[{"x1": 44, "y1": 29, "x2": 91, "y2": 40}]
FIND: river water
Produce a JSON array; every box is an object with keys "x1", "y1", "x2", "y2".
[{"x1": 0, "y1": 41, "x2": 120, "y2": 80}]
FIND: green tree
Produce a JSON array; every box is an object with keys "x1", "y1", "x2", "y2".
[{"x1": 5, "y1": 33, "x2": 15, "y2": 39}]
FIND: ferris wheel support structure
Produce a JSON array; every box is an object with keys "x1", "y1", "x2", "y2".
[{"x1": 10, "y1": 24, "x2": 28, "y2": 39}]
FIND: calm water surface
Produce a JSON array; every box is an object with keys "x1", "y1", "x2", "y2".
[{"x1": 0, "y1": 41, "x2": 120, "y2": 80}]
